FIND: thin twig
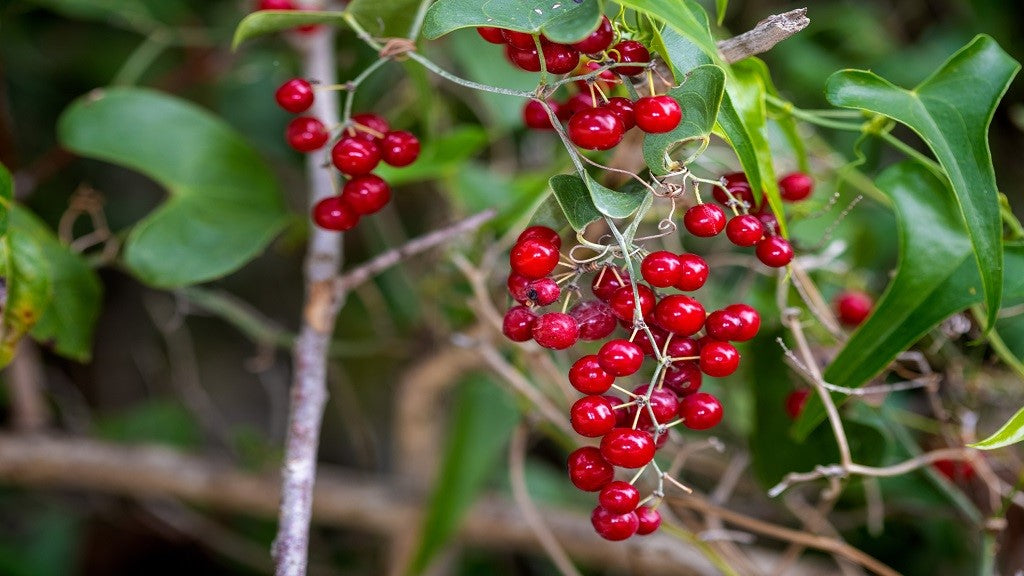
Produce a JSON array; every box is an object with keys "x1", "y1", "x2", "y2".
[{"x1": 717, "y1": 9, "x2": 811, "y2": 64}]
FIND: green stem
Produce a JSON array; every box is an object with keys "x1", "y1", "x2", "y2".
[
  {"x1": 971, "y1": 305, "x2": 1024, "y2": 379},
  {"x1": 1000, "y1": 197, "x2": 1024, "y2": 240},
  {"x1": 406, "y1": 0, "x2": 432, "y2": 41},
  {"x1": 341, "y1": 57, "x2": 390, "y2": 124},
  {"x1": 765, "y1": 94, "x2": 866, "y2": 132},
  {"x1": 877, "y1": 130, "x2": 945, "y2": 177},
  {"x1": 112, "y1": 31, "x2": 169, "y2": 86}
]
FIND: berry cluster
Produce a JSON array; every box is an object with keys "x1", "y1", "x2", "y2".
[{"x1": 274, "y1": 79, "x2": 421, "y2": 232}]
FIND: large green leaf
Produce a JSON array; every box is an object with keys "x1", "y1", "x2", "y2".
[
  {"x1": 0, "y1": 212, "x2": 53, "y2": 368},
  {"x1": 406, "y1": 374, "x2": 520, "y2": 575},
  {"x1": 826, "y1": 35, "x2": 1020, "y2": 330},
  {"x1": 585, "y1": 174, "x2": 647, "y2": 220},
  {"x1": 548, "y1": 174, "x2": 600, "y2": 232},
  {"x1": 614, "y1": 0, "x2": 718, "y2": 62},
  {"x1": 970, "y1": 405, "x2": 1024, "y2": 450},
  {"x1": 348, "y1": 0, "x2": 421, "y2": 37},
  {"x1": 232, "y1": 10, "x2": 349, "y2": 49},
  {"x1": 642, "y1": 64, "x2": 725, "y2": 175},
  {"x1": 58, "y1": 88, "x2": 288, "y2": 288},
  {"x1": 421, "y1": 0, "x2": 602, "y2": 43}
]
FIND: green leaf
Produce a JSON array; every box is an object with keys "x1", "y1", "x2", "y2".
[
  {"x1": 970, "y1": 405, "x2": 1024, "y2": 450},
  {"x1": 232, "y1": 10, "x2": 349, "y2": 49},
  {"x1": 348, "y1": 0, "x2": 421, "y2": 38},
  {"x1": 375, "y1": 126, "x2": 488, "y2": 186},
  {"x1": 585, "y1": 174, "x2": 647, "y2": 220},
  {"x1": 0, "y1": 211, "x2": 53, "y2": 368},
  {"x1": 614, "y1": 0, "x2": 718, "y2": 62},
  {"x1": 406, "y1": 374, "x2": 519, "y2": 575},
  {"x1": 636, "y1": 14, "x2": 674, "y2": 82},
  {"x1": 0, "y1": 160, "x2": 10, "y2": 237},
  {"x1": 548, "y1": 174, "x2": 600, "y2": 232},
  {"x1": 825, "y1": 35, "x2": 1020, "y2": 330},
  {"x1": 528, "y1": 194, "x2": 569, "y2": 231},
  {"x1": 715, "y1": 0, "x2": 728, "y2": 25},
  {"x1": 421, "y1": 0, "x2": 602, "y2": 43},
  {"x1": 641, "y1": 64, "x2": 725, "y2": 175},
  {"x1": 58, "y1": 88, "x2": 289, "y2": 288}
]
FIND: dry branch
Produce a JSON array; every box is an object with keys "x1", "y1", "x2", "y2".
[{"x1": 717, "y1": 9, "x2": 811, "y2": 64}]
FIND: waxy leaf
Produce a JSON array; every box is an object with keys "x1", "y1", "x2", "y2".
[
  {"x1": 348, "y1": 0, "x2": 422, "y2": 38},
  {"x1": 421, "y1": 0, "x2": 603, "y2": 44},
  {"x1": 826, "y1": 35, "x2": 1020, "y2": 330},
  {"x1": 232, "y1": 10, "x2": 349, "y2": 49},
  {"x1": 614, "y1": 0, "x2": 718, "y2": 62},
  {"x1": 585, "y1": 174, "x2": 647, "y2": 220},
  {"x1": 548, "y1": 174, "x2": 600, "y2": 232},
  {"x1": 970, "y1": 405, "x2": 1024, "y2": 450},
  {"x1": 642, "y1": 64, "x2": 725, "y2": 175},
  {"x1": 0, "y1": 210, "x2": 53, "y2": 368},
  {"x1": 59, "y1": 89, "x2": 288, "y2": 288}
]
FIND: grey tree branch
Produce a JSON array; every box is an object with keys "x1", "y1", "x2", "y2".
[{"x1": 717, "y1": 9, "x2": 810, "y2": 64}]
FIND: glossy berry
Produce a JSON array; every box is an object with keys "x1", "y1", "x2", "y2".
[
  {"x1": 523, "y1": 99, "x2": 559, "y2": 130},
  {"x1": 934, "y1": 459, "x2": 976, "y2": 482},
  {"x1": 503, "y1": 29, "x2": 538, "y2": 50},
  {"x1": 517, "y1": 225, "x2": 562, "y2": 249},
  {"x1": 609, "y1": 284, "x2": 656, "y2": 323},
  {"x1": 663, "y1": 361, "x2": 702, "y2": 397},
  {"x1": 714, "y1": 172, "x2": 756, "y2": 207},
  {"x1": 341, "y1": 175, "x2": 391, "y2": 215},
  {"x1": 635, "y1": 506, "x2": 662, "y2": 535},
  {"x1": 604, "y1": 96, "x2": 636, "y2": 131},
  {"x1": 569, "y1": 355, "x2": 615, "y2": 394},
  {"x1": 506, "y1": 45, "x2": 542, "y2": 72},
  {"x1": 532, "y1": 312, "x2": 579, "y2": 350},
  {"x1": 634, "y1": 95, "x2": 682, "y2": 133},
  {"x1": 699, "y1": 340, "x2": 740, "y2": 377},
  {"x1": 509, "y1": 239, "x2": 559, "y2": 279},
  {"x1": 528, "y1": 278, "x2": 561, "y2": 306},
  {"x1": 666, "y1": 336, "x2": 699, "y2": 358},
  {"x1": 570, "y1": 300, "x2": 617, "y2": 341},
  {"x1": 674, "y1": 253, "x2": 709, "y2": 291},
  {"x1": 507, "y1": 273, "x2": 531, "y2": 303},
  {"x1": 632, "y1": 384, "x2": 679, "y2": 428},
  {"x1": 285, "y1": 117, "x2": 329, "y2": 152},
  {"x1": 640, "y1": 251, "x2": 683, "y2": 288},
  {"x1": 597, "y1": 339, "x2": 644, "y2": 377},
  {"x1": 258, "y1": 0, "x2": 295, "y2": 9},
  {"x1": 476, "y1": 26, "x2": 505, "y2": 44},
  {"x1": 331, "y1": 137, "x2": 381, "y2": 175},
  {"x1": 835, "y1": 291, "x2": 873, "y2": 326},
  {"x1": 785, "y1": 389, "x2": 810, "y2": 420},
  {"x1": 380, "y1": 131, "x2": 420, "y2": 167},
  {"x1": 684, "y1": 204, "x2": 727, "y2": 237},
  {"x1": 568, "y1": 447, "x2": 614, "y2": 491},
  {"x1": 591, "y1": 506, "x2": 639, "y2": 541},
  {"x1": 779, "y1": 172, "x2": 814, "y2": 202},
  {"x1": 654, "y1": 295, "x2": 705, "y2": 336},
  {"x1": 679, "y1": 392, "x2": 723, "y2": 430},
  {"x1": 756, "y1": 236, "x2": 794, "y2": 267},
  {"x1": 725, "y1": 214, "x2": 764, "y2": 247},
  {"x1": 725, "y1": 303, "x2": 760, "y2": 342},
  {"x1": 704, "y1": 309, "x2": 743, "y2": 342},
  {"x1": 756, "y1": 212, "x2": 779, "y2": 236},
  {"x1": 275, "y1": 78, "x2": 314, "y2": 113},
  {"x1": 605, "y1": 395, "x2": 631, "y2": 427},
  {"x1": 502, "y1": 305, "x2": 537, "y2": 342},
  {"x1": 564, "y1": 92, "x2": 598, "y2": 117},
  {"x1": 592, "y1": 266, "x2": 630, "y2": 301},
  {"x1": 599, "y1": 481, "x2": 640, "y2": 514},
  {"x1": 312, "y1": 196, "x2": 359, "y2": 231},
  {"x1": 568, "y1": 108, "x2": 625, "y2": 150},
  {"x1": 350, "y1": 113, "x2": 389, "y2": 141},
  {"x1": 600, "y1": 428, "x2": 656, "y2": 468},
  {"x1": 542, "y1": 43, "x2": 581, "y2": 75},
  {"x1": 634, "y1": 327, "x2": 668, "y2": 357},
  {"x1": 571, "y1": 395, "x2": 617, "y2": 437},
  {"x1": 572, "y1": 15, "x2": 614, "y2": 54},
  {"x1": 610, "y1": 40, "x2": 650, "y2": 76}
]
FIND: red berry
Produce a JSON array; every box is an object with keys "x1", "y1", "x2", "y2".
[
  {"x1": 507, "y1": 273, "x2": 531, "y2": 303},
  {"x1": 275, "y1": 78, "x2": 314, "y2": 113},
  {"x1": 542, "y1": 43, "x2": 581, "y2": 74},
  {"x1": 312, "y1": 196, "x2": 359, "y2": 231},
  {"x1": 634, "y1": 95, "x2": 682, "y2": 133},
  {"x1": 604, "y1": 395, "x2": 631, "y2": 427},
  {"x1": 714, "y1": 172, "x2": 756, "y2": 207},
  {"x1": 564, "y1": 92, "x2": 598, "y2": 117},
  {"x1": 699, "y1": 340, "x2": 740, "y2": 377},
  {"x1": 785, "y1": 389, "x2": 810, "y2": 420},
  {"x1": 600, "y1": 428, "x2": 656, "y2": 468},
  {"x1": 632, "y1": 384, "x2": 679, "y2": 428},
  {"x1": 502, "y1": 305, "x2": 538, "y2": 342},
  {"x1": 528, "y1": 278, "x2": 561, "y2": 306},
  {"x1": 509, "y1": 239, "x2": 559, "y2": 279},
  {"x1": 934, "y1": 459, "x2": 976, "y2": 482},
  {"x1": 674, "y1": 253, "x2": 709, "y2": 291},
  {"x1": 331, "y1": 137, "x2": 381, "y2": 176},
  {"x1": 663, "y1": 361, "x2": 702, "y2": 397},
  {"x1": 598, "y1": 481, "x2": 640, "y2": 514},
  {"x1": 597, "y1": 339, "x2": 644, "y2": 377},
  {"x1": 568, "y1": 108, "x2": 625, "y2": 150},
  {"x1": 725, "y1": 303, "x2": 760, "y2": 342},
  {"x1": 610, "y1": 40, "x2": 650, "y2": 76},
  {"x1": 684, "y1": 203, "x2": 726, "y2": 237},
  {"x1": 350, "y1": 113, "x2": 389, "y2": 142},
  {"x1": 572, "y1": 16, "x2": 614, "y2": 54},
  {"x1": 258, "y1": 0, "x2": 294, "y2": 9},
  {"x1": 380, "y1": 130, "x2": 420, "y2": 167},
  {"x1": 532, "y1": 312, "x2": 579, "y2": 349},
  {"x1": 568, "y1": 447, "x2": 614, "y2": 491},
  {"x1": 757, "y1": 212, "x2": 779, "y2": 236},
  {"x1": 635, "y1": 506, "x2": 661, "y2": 535},
  {"x1": 517, "y1": 225, "x2": 562, "y2": 249},
  {"x1": 679, "y1": 392, "x2": 723, "y2": 430},
  {"x1": 592, "y1": 266, "x2": 630, "y2": 301},
  {"x1": 725, "y1": 214, "x2": 765, "y2": 247},
  {"x1": 569, "y1": 355, "x2": 614, "y2": 394},
  {"x1": 591, "y1": 506, "x2": 639, "y2": 541},
  {"x1": 341, "y1": 174, "x2": 391, "y2": 215},
  {"x1": 285, "y1": 117, "x2": 329, "y2": 152},
  {"x1": 503, "y1": 29, "x2": 537, "y2": 50},
  {"x1": 570, "y1": 300, "x2": 617, "y2": 341},
  {"x1": 756, "y1": 236, "x2": 794, "y2": 267},
  {"x1": 666, "y1": 336, "x2": 700, "y2": 358},
  {"x1": 835, "y1": 291, "x2": 873, "y2": 326},
  {"x1": 609, "y1": 285, "x2": 656, "y2": 323},
  {"x1": 640, "y1": 251, "x2": 683, "y2": 288},
  {"x1": 604, "y1": 96, "x2": 636, "y2": 131},
  {"x1": 506, "y1": 45, "x2": 542, "y2": 72},
  {"x1": 779, "y1": 172, "x2": 814, "y2": 202},
  {"x1": 654, "y1": 295, "x2": 705, "y2": 336},
  {"x1": 571, "y1": 395, "x2": 617, "y2": 437},
  {"x1": 476, "y1": 26, "x2": 505, "y2": 44},
  {"x1": 634, "y1": 327, "x2": 668, "y2": 357},
  {"x1": 523, "y1": 99, "x2": 559, "y2": 129},
  {"x1": 574, "y1": 60, "x2": 618, "y2": 93},
  {"x1": 704, "y1": 309, "x2": 744, "y2": 341}
]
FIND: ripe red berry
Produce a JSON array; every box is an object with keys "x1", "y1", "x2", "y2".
[
  {"x1": 542, "y1": 43, "x2": 581, "y2": 74},
  {"x1": 634, "y1": 95, "x2": 682, "y2": 133},
  {"x1": 714, "y1": 172, "x2": 756, "y2": 207},
  {"x1": 341, "y1": 174, "x2": 391, "y2": 215},
  {"x1": 331, "y1": 137, "x2": 381, "y2": 176},
  {"x1": 604, "y1": 96, "x2": 636, "y2": 131},
  {"x1": 592, "y1": 266, "x2": 630, "y2": 301},
  {"x1": 572, "y1": 16, "x2": 614, "y2": 54},
  {"x1": 568, "y1": 108, "x2": 625, "y2": 150},
  {"x1": 635, "y1": 506, "x2": 661, "y2": 535},
  {"x1": 509, "y1": 239, "x2": 559, "y2": 279},
  {"x1": 756, "y1": 236, "x2": 794, "y2": 267},
  {"x1": 654, "y1": 295, "x2": 705, "y2": 336},
  {"x1": 785, "y1": 389, "x2": 810, "y2": 420},
  {"x1": 679, "y1": 392, "x2": 723, "y2": 430},
  {"x1": 598, "y1": 481, "x2": 640, "y2": 514},
  {"x1": 640, "y1": 251, "x2": 683, "y2": 288},
  {"x1": 757, "y1": 212, "x2": 779, "y2": 236},
  {"x1": 275, "y1": 78, "x2": 314, "y2": 113},
  {"x1": 532, "y1": 312, "x2": 579, "y2": 349},
  {"x1": 528, "y1": 278, "x2": 561, "y2": 306},
  {"x1": 503, "y1": 29, "x2": 537, "y2": 50},
  {"x1": 699, "y1": 340, "x2": 740, "y2": 377},
  {"x1": 312, "y1": 196, "x2": 359, "y2": 231},
  {"x1": 597, "y1": 339, "x2": 644, "y2": 377},
  {"x1": 663, "y1": 361, "x2": 702, "y2": 397},
  {"x1": 600, "y1": 428, "x2": 656, "y2": 468},
  {"x1": 564, "y1": 92, "x2": 598, "y2": 118},
  {"x1": 568, "y1": 446, "x2": 614, "y2": 491},
  {"x1": 933, "y1": 459, "x2": 976, "y2": 482},
  {"x1": 285, "y1": 117, "x2": 329, "y2": 152},
  {"x1": 724, "y1": 303, "x2": 760, "y2": 342},
  {"x1": 725, "y1": 214, "x2": 765, "y2": 247},
  {"x1": 835, "y1": 291, "x2": 873, "y2": 326},
  {"x1": 634, "y1": 327, "x2": 668, "y2": 357},
  {"x1": 502, "y1": 305, "x2": 538, "y2": 342},
  {"x1": 674, "y1": 253, "x2": 709, "y2": 291},
  {"x1": 569, "y1": 355, "x2": 615, "y2": 394},
  {"x1": 258, "y1": 0, "x2": 294, "y2": 9},
  {"x1": 591, "y1": 506, "x2": 639, "y2": 541},
  {"x1": 609, "y1": 284, "x2": 656, "y2": 323},
  {"x1": 574, "y1": 60, "x2": 618, "y2": 92},
  {"x1": 632, "y1": 384, "x2": 679, "y2": 428},
  {"x1": 350, "y1": 113, "x2": 389, "y2": 141},
  {"x1": 476, "y1": 26, "x2": 505, "y2": 44},
  {"x1": 523, "y1": 99, "x2": 559, "y2": 129},
  {"x1": 610, "y1": 40, "x2": 650, "y2": 76},
  {"x1": 684, "y1": 203, "x2": 726, "y2": 237},
  {"x1": 507, "y1": 273, "x2": 531, "y2": 303},
  {"x1": 517, "y1": 225, "x2": 562, "y2": 249},
  {"x1": 704, "y1": 309, "x2": 744, "y2": 341},
  {"x1": 779, "y1": 171, "x2": 814, "y2": 202},
  {"x1": 380, "y1": 130, "x2": 420, "y2": 167},
  {"x1": 570, "y1": 300, "x2": 617, "y2": 341},
  {"x1": 506, "y1": 45, "x2": 542, "y2": 72},
  {"x1": 571, "y1": 395, "x2": 617, "y2": 437}
]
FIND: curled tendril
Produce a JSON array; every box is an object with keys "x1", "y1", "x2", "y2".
[{"x1": 379, "y1": 38, "x2": 416, "y2": 60}]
